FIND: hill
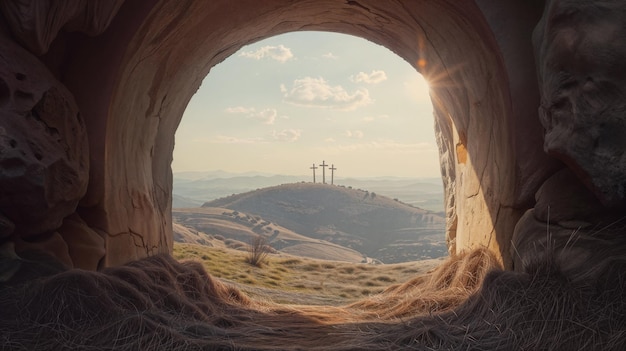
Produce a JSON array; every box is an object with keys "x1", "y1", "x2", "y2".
[
  {"x1": 173, "y1": 207, "x2": 367, "y2": 263},
  {"x1": 172, "y1": 172, "x2": 445, "y2": 212},
  {"x1": 201, "y1": 182, "x2": 446, "y2": 263}
]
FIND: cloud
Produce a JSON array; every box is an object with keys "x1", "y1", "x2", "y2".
[
  {"x1": 193, "y1": 135, "x2": 264, "y2": 144},
  {"x1": 316, "y1": 140, "x2": 437, "y2": 153},
  {"x1": 251, "y1": 108, "x2": 278, "y2": 125},
  {"x1": 345, "y1": 130, "x2": 364, "y2": 139},
  {"x1": 281, "y1": 77, "x2": 372, "y2": 110},
  {"x1": 272, "y1": 129, "x2": 302, "y2": 142},
  {"x1": 225, "y1": 106, "x2": 255, "y2": 114},
  {"x1": 350, "y1": 70, "x2": 388, "y2": 84},
  {"x1": 192, "y1": 129, "x2": 301, "y2": 144},
  {"x1": 239, "y1": 45, "x2": 293, "y2": 63},
  {"x1": 362, "y1": 114, "x2": 390, "y2": 122},
  {"x1": 322, "y1": 52, "x2": 338, "y2": 59},
  {"x1": 225, "y1": 106, "x2": 279, "y2": 125}
]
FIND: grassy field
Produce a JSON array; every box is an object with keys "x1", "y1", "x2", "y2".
[{"x1": 173, "y1": 241, "x2": 444, "y2": 305}]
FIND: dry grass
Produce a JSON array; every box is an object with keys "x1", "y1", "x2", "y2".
[
  {"x1": 173, "y1": 242, "x2": 441, "y2": 303},
  {"x1": 245, "y1": 236, "x2": 271, "y2": 267},
  {"x1": 173, "y1": 207, "x2": 367, "y2": 263},
  {"x1": 3, "y1": 238, "x2": 626, "y2": 350}
]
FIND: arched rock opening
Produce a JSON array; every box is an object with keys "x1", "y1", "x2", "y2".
[
  {"x1": 0, "y1": 0, "x2": 579, "y2": 269},
  {"x1": 4, "y1": 1, "x2": 626, "y2": 349}
]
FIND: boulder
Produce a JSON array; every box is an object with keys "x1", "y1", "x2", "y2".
[
  {"x1": 534, "y1": 0, "x2": 626, "y2": 208},
  {"x1": 0, "y1": 28, "x2": 89, "y2": 237}
]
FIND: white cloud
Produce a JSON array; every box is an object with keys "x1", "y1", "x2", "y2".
[
  {"x1": 239, "y1": 45, "x2": 293, "y2": 63},
  {"x1": 362, "y1": 114, "x2": 390, "y2": 122},
  {"x1": 345, "y1": 130, "x2": 364, "y2": 139},
  {"x1": 193, "y1": 135, "x2": 264, "y2": 144},
  {"x1": 225, "y1": 106, "x2": 279, "y2": 125},
  {"x1": 225, "y1": 106, "x2": 255, "y2": 114},
  {"x1": 350, "y1": 70, "x2": 387, "y2": 84},
  {"x1": 192, "y1": 129, "x2": 301, "y2": 144},
  {"x1": 316, "y1": 140, "x2": 437, "y2": 153},
  {"x1": 322, "y1": 52, "x2": 338, "y2": 59},
  {"x1": 281, "y1": 77, "x2": 372, "y2": 111},
  {"x1": 251, "y1": 108, "x2": 278, "y2": 125},
  {"x1": 272, "y1": 129, "x2": 302, "y2": 142}
]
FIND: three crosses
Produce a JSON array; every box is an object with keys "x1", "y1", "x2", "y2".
[{"x1": 310, "y1": 161, "x2": 337, "y2": 184}]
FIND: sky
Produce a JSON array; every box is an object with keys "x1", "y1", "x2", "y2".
[{"x1": 172, "y1": 31, "x2": 439, "y2": 178}]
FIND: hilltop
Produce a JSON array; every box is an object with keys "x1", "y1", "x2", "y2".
[
  {"x1": 173, "y1": 172, "x2": 444, "y2": 212},
  {"x1": 199, "y1": 182, "x2": 446, "y2": 263}
]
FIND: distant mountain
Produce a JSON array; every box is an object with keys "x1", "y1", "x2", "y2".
[
  {"x1": 172, "y1": 194, "x2": 204, "y2": 208},
  {"x1": 202, "y1": 183, "x2": 446, "y2": 263},
  {"x1": 333, "y1": 178, "x2": 444, "y2": 212},
  {"x1": 173, "y1": 174, "x2": 306, "y2": 206},
  {"x1": 173, "y1": 170, "x2": 280, "y2": 181}
]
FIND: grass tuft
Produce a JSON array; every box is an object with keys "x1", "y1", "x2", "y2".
[{"x1": 245, "y1": 236, "x2": 271, "y2": 267}]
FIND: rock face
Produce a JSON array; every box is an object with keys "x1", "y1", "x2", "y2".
[
  {"x1": 0, "y1": 28, "x2": 88, "y2": 239},
  {"x1": 0, "y1": 0, "x2": 623, "y2": 270},
  {"x1": 510, "y1": 0, "x2": 626, "y2": 273},
  {"x1": 533, "y1": 0, "x2": 626, "y2": 208},
  {"x1": 0, "y1": 0, "x2": 124, "y2": 55}
]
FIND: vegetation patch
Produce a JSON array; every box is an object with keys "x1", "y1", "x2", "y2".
[{"x1": 174, "y1": 242, "x2": 441, "y2": 303}]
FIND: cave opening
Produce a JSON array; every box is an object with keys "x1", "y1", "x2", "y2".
[
  {"x1": 171, "y1": 30, "x2": 447, "y2": 302},
  {"x1": 95, "y1": 0, "x2": 521, "y2": 270},
  {"x1": 8, "y1": 2, "x2": 622, "y2": 350}
]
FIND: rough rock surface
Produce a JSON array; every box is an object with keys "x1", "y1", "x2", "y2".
[
  {"x1": 0, "y1": 0, "x2": 124, "y2": 55},
  {"x1": 56, "y1": 213, "x2": 105, "y2": 270},
  {"x1": 534, "y1": 0, "x2": 626, "y2": 208},
  {"x1": 513, "y1": 170, "x2": 626, "y2": 274},
  {"x1": 0, "y1": 27, "x2": 89, "y2": 237},
  {"x1": 510, "y1": 0, "x2": 626, "y2": 273},
  {"x1": 0, "y1": 0, "x2": 624, "y2": 269}
]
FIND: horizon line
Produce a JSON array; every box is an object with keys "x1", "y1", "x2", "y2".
[{"x1": 172, "y1": 170, "x2": 441, "y2": 178}]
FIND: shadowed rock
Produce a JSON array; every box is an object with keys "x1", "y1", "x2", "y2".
[
  {"x1": 534, "y1": 0, "x2": 626, "y2": 207},
  {"x1": 0, "y1": 28, "x2": 88, "y2": 237}
]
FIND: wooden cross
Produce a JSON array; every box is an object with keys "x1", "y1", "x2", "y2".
[
  {"x1": 330, "y1": 164, "x2": 337, "y2": 185},
  {"x1": 309, "y1": 163, "x2": 318, "y2": 183},
  {"x1": 320, "y1": 160, "x2": 328, "y2": 184}
]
